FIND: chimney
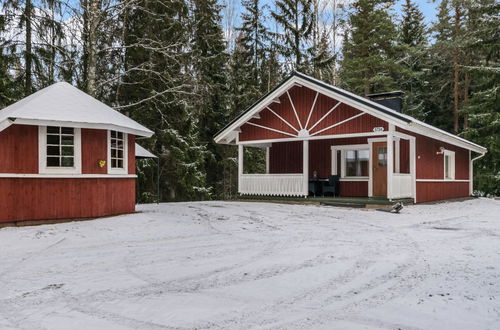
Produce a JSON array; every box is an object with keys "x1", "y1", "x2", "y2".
[{"x1": 367, "y1": 91, "x2": 404, "y2": 113}]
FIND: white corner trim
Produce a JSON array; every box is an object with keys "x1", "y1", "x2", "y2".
[
  {"x1": 38, "y1": 126, "x2": 82, "y2": 174},
  {"x1": 0, "y1": 174, "x2": 137, "y2": 179},
  {"x1": 107, "y1": 130, "x2": 129, "y2": 175}
]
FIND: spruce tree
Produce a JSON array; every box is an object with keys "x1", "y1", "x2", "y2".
[
  {"x1": 462, "y1": 0, "x2": 500, "y2": 195},
  {"x1": 340, "y1": 0, "x2": 401, "y2": 95},
  {"x1": 397, "y1": 0, "x2": 428, "y2": 119},
  {"x1": 118, "y1": 0, "x2": 208, "y2": 201},
  {"x1": 271, "y1": 0, "x2": 314, "y2": 71},
  {"x1": 191, "y1": 0, "x2": 230, "y2": 199}
]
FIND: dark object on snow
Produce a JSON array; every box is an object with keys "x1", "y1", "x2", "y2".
[
  {"x1": 391, "y1": 202, "x2": 403, "y2": 213},
  {"x1": 375, "y1": 202, "x2": 404, "y2": 214}
]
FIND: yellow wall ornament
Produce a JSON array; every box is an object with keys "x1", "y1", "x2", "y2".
[{"x1": 98, "y1": 160, "x2": 106, "y2": 168}]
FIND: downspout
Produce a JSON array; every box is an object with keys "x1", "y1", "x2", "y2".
[{"x1": 470, "y1": 151, "x2": 487, "y2": 196}]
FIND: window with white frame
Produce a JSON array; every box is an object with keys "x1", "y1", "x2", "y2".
[
  {"x1": 39, "y1": 126, "x2": 82, "y2": 174},
  {"x1": 108, "y1": 130, "x2": 127, "y2": 173},
  {"x1": 444, "y1": 149, "x2": 455, "y2": 180},
  {"x1": 345, "y1": 149, "x2": 369, "y2": 177}
]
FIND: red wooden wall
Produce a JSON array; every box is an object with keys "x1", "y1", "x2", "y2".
[
  {"x1": 82, "y1": 128, "x2": 108, "y2": 174},
  {"x1": 239, "y1": 85, "x2": 388, "y2": 142},
  {"x1": 0, "y1": 125, "x2": 38, "y2": 173},
  {"x1": 0, "y1": 178, "x2": 135, "y2": 222},
  {"x1": 269, "y1": 137, "x2": 374, "y2": 197},
  {"x1": 0, "y1": 124, "x2": 138, "y2": 222},
  {"x1": 397, "y1": 127, "x2": 470, "y2": 202}
]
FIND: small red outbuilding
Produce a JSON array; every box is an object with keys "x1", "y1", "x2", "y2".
[
  {"x1": 215, "y1": 72, "x2": 487, "y2": 203},
  {"x1": 0, "y1": 82, "x2": 153, "y2": 223}
]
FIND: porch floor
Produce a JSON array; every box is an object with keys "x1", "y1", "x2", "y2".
[{"x1": 238, "y1": 195, "x2": 414, "y2": 206}]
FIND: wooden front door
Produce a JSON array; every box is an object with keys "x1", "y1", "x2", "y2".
[{"x1": 372, "y1": 142, "x2": 388, "y2": 197}]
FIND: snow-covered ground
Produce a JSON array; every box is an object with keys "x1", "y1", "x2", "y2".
[{"x1": 0, "y1": 199, "x2": 499, "y2": 330}]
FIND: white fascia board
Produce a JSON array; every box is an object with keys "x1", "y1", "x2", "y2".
[
  {"x1": 214, "y1": 78, "x2": 300, "y2": 143},
  {"x1": 11, "y1": 118, "x2": 153, "y2": 137},
  {"x1": 294, "y1": 77, "x2": 409, "y2": 127},
  {"x1": 0, "y1": 119, "x2": 14, "y2": 133},
  {"x1": 406, "y1": 122, "x2": 487, "y2": 154}
]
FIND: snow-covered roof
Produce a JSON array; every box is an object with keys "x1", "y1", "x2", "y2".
[
  {"x1": 214, "y1": 71, "x2": 486, "y2": 154},
  {"x1": 135, "y1": 143, "x2": 157, "y2": 158},
  {"x1": 0, "y1": 82, "x2": 153, "y2": 137}
]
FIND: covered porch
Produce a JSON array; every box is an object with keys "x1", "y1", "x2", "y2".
[{"x1": 237, "y1": 131, "x2": 416, "y2": 201}]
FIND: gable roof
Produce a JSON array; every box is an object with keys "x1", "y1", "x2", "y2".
[
  {"x1": 0, "y1": 82, "x2": 153, "y2": 137},
  {"x1": 214, "y1": 71, "x2": 486, "y2": 154}
]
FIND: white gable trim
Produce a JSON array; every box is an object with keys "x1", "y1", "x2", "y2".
[{"x1": 215, "y1": 73, "x2": 486, "y2": 154}]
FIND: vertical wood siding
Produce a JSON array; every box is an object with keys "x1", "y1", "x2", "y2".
[
  {"x1": 82, "y1": 128, "x2": 108, "y2": 174},
  {"x1": 128, "y1": 135, "x2": 136, "y2": 174},
  {"x1": 0, "y1": 124, "x2": 38, "y2": 173},
  {"x1": 396, "y1": 127, "x2": 470, "y2": 202},
  {"x1": 239, "y1": 85, "x2": 388, "y2": 142},
  {"x1": 416, "y1": 182, "x2": 469, "y2": 203},
  {"x1": 269, "y1": 137, "x2": 375, "y2": 197},
  {"x1": 0, "y1": 178, "x2": 136, "y2": 222},
  {"x1": 269, "y1": 141, "x2": 303, "y2": 173},
  {"x1": 340, "y1": 181, "x2": 368, "y2": 197}
]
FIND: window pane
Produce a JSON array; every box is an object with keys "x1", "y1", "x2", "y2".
[
  {"x1": 47, "y1": 135, "x2": 60, "y2": 145},
  {"x1": 61, "y1": 157, "x2": 74, "y2": 167},
  {"x1": 117, "y1": 149, "x2": 123, "y2": 159},
  {"x1": 61, "y1": 135, "x2": 74, "y2": 145},
  {"x1": 117, "y1": 159, "x2": 123, "y2": 168},
  {"x1": 117, "y1": 132, "x2": 123, "y2": 139},
  {"x1": 47, "y1": 126, "x2": 59, "y2": 134},
  {"x1": 47, "y1": 146, "x2": 60, "y2": 156},
  {"x1": 378, "y1": 147, "x2": 387, "y2": 166},
  {"x1": 111, "y1": 131, "x2": 116, "y2": 138},
  {"x1": 47, "y1": 157, "x2": 60, "y2": 167},
  {"x1": 111, "y1": 149, "x2": 117, "y2": 158},
  {"x1": 61, "y1": 127, "x2": 74, "y2": 135},
  {"x1": 445, "y1": 155, "x2": 450, "y2": 179},
  {"x1": 112, "y1": 159, "x2": 117, "y2": 168},
  {"x1": 62, "y1": 146, "x2": 74, "y2": 156},
  {"x1": 117, "y1": 140, "x2": 124, "y2": 149},
  {"x1": 345, "y1": 149, "x2": 369, "y2": 177}
]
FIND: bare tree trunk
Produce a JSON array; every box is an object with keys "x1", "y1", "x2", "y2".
[
  {"x1": 84, "y1": 0, "x2": 99, "y2": 96},
  {"x1": 463, "y1": 71, "x2": 469, "y2": 130},
  {"x1": 24, "y1": 0, "x2": 32, "y2": 95},
  {"x1": 452, "y1": 3, "x2": 461, "y2": 133}
]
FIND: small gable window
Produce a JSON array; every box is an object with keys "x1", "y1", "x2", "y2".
[
  {"x1": 39, "y1": 126, "x2": 82, "y2": 174},
  {"x1": 108, "y1": 130, "x2": 128, "y2": 174}
]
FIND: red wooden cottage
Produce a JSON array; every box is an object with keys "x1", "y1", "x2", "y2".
[
  {"x1": 0, "y1": 82, "x2": 153, "y2": 223},
  {"x1": 214, "y1": 72, "x2": 487, "y2": 203}
]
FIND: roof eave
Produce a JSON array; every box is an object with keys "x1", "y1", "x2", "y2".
[{"x1": 7, "y1": 118, "x2": 154, "y2": 137}]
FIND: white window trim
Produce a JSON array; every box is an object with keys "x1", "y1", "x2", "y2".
[
  {"x1": 38, "y1": 126, "x2": 82, "y2": 174},
  {"x1": 331, "y1": 144, "x2": 370, "y2": 180},
  {"x1": 443, "y1": 149, "x2": 456, "y2": 180},
  {"x1": 107, "y1": 130, "x2": 128, "y2": 174}
]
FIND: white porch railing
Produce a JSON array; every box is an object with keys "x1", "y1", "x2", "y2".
[
  {"x1": 391, "y1": 174, "x2": 413, "y2": 199},
  {"x1": 239, "y1": 174, "x2": 305, "y2": 197}
]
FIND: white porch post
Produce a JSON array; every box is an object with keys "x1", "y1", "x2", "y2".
[
  {"x1": 238, "y1": 144, "x2": 243, "y2": 193},
  {"x1": 410, "y1": 137, "x2": 416, "y2": 202},
  {"x1": 303, "y1": 140, "x2": 309, "y2": 197},
  {"x1": 265, "y1": 147, "x2": 270, "y2": 174},
  {"x1": 387, "y1": 125, "x2": 394, "y2": 200}
]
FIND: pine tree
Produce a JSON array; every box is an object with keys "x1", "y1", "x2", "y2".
[
  {"x1": 0, "y1": 12, "x2": 22, "y2": 107},
  {"x1": 397, "y1": 0, "x2": 428, "y2": 119},
  {"x1": 340, "y1": 0, "x2": 401, "y2": 95},
  {"x1": 271, "y1": 0, "x2": 314, "y2": 71}
]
